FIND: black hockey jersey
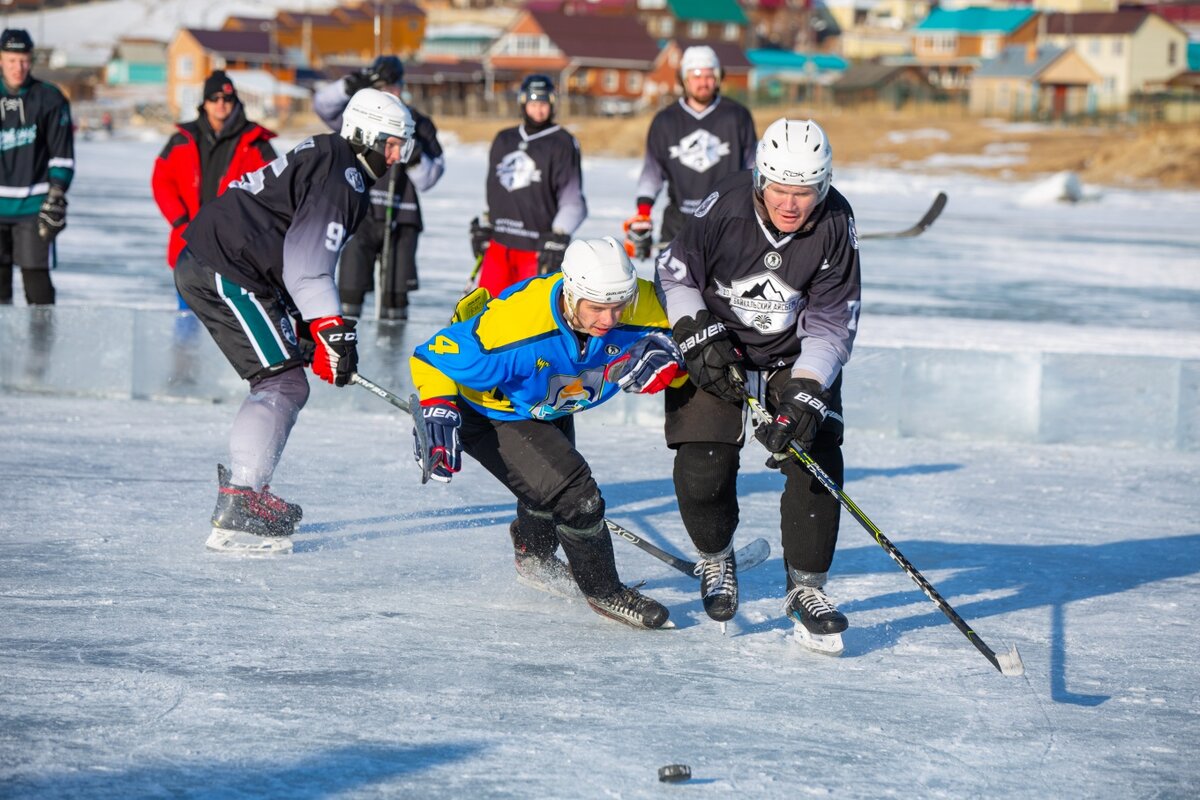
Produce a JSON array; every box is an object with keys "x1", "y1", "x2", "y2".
[
  {"x1": 0, "y1": 76, "x2": 74, "y2": 221},
  {"x1": 635, "y1": 97, "x2": 755, "y2": 217},
  {"x1": 656, "y1": 173, "x2": 861, "y2": 386},
  {"x1": 365, "y1": 109, "x2": 444, "y2": 230},
  {"x1": 182, "y1": 134, "x2": 372, "y2": 321},
  {"x1": 485, "y1": 124, "x2": 586, "y2": 250}
]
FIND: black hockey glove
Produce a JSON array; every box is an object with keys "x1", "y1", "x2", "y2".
[
  {"x1": 537, "y1": 232, "x2": 570, "y2": 275},
  {"x1": 413, "y1": 399, "x2": 463, "y2": 484},
  {"x1": 309, "y1": 316, "x2": 358, "y2": 387},
  {"x1": 469, "y1": 215, "x2": 493, "y2": 260},
  {"x1": 38, "y1": 186, "x2": 67, "y2": 242},
  {"x1": 604, "y1": 332, "x2": 685, "y2": 395},
  {"x1": 755, "y1": 377, "x2": 830, "y2": 466},
  {"x1": 672, "y1": 311, "x2": 746, "y2": 405}
]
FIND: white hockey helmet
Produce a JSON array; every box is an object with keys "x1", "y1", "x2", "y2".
[
  {"x1": 754, "y1": 118, "x2": 833, "y2": 202},
  {"x1": 340, "y1": 87, "x2": 416, "y2": 163},
  {"x1": 679, "y1": 45, "x2": 721, "y2": 81},
  {"x1": 561, "y1": 236, "x2": 638, "y2": 319}
]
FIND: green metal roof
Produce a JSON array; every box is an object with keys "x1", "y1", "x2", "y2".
[
  {"x1": 1189, "y1": 42, "x2": 1200, "y2": 72},
  {"x1": 915, "y1": 7, "x2": 1037, "y2": 35},
  {"x1": 667, "y1": 0, "x2": 749, "y2": 25},
  {"x1": 746, "y1": 49, "x2": 848, "y2": 72}
]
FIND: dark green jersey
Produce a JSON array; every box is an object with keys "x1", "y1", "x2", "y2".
[{"x1": 0, "y1": 76, "x2": 74, "y2": 221}]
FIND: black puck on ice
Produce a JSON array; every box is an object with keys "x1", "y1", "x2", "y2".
[{"x1": 658, "y1": 764, "x2": 691, "y2": 783}]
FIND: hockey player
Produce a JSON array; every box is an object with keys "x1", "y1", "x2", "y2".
[
  {"x1": 313, "y1": 55, "x2": 444, "y2": 321},
  {"x1": 656, "y1": 118, "x2": 861, "y2": 653},
  {"x1": 175, "y1": 89, "x2": 416, "y2": 555},
  {"x1": 471, "y1": 74, "x2": 586, "y2": 297},
  {"x1": 625, "y1": 45, "x2": 755, "y2": 261},
  {"x1": 152, "y1": 70, "x2": 277, "y2": 280},
  {"x1": 410, "y1": 237, "x2": 684, "y2": 629},
  {"x1": 0, "y1": 28, "x2": 73, "y2": 306}
]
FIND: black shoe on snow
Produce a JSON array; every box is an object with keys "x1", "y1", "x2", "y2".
[
  {"x1": 784, "y1": 585, "x2": 848, "y2": 635},
  {"x1": 211, "y1": 464, "x2": 296, "y2": 538},
  {"x1": 693, "y1": 546, "x2": 738, "y2": 622},
  {"x1": 587, "y1": 585, "x2": 670, "y2": 630}
]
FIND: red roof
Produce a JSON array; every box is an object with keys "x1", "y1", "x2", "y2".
[
  {"x1": 1042, "y1": 10, "x2": 1153, "y2": 36},
  {"x1": 530, "y1": 9, "x2": 660, "y2": 64}
]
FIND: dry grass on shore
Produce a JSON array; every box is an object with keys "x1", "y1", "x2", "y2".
[{"x1": 431, "y1": 104, "x2": 1200, "y2": 191}]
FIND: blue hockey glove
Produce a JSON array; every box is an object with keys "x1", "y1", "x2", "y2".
[
  {"x1": 605, "y1": 332, "x2": 685, "y2": 395},
  {"x1": 413, "y1": 399, "x2": 463, "y2": 483}
]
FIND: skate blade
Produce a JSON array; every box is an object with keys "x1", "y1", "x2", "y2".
[
  {"x1": 205, "y1": 528, "x2": 293, "y2": 556},
  {"x1": 792, "y1": 624, "x2": 844, "y2": 656},
  {"x1": 515, "y1": 571, "x2": 582, "y2": 600}
]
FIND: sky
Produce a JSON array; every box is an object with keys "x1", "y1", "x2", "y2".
[{"x1": 2, "y1": 117, "x2": 1200, "y2": 796}]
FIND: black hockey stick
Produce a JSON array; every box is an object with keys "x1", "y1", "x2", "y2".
[
  {"x1": 605, "y1": 519, "x2": 770, "y2": 578},
  {"x1": 746, "y1": 397, "x2": 1023, "y2": 677},
  {"x1": 350, "y1": 373, "x2": 434, "y2": 483},
  {"x1": 859, "y1": 192, "x2": 947, "y2": 240}
]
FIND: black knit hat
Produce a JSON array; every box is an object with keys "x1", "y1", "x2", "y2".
[
  {"x1": 203, "y1": 70, "x2": 237, "y2": 100},
  {"x1": 0, "y1": 29, "x2": 34, "y2": 54}
]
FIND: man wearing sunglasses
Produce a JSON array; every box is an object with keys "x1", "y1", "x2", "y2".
[{"x1": 152, "y1": 70, "x2": 277, "y2": 291}]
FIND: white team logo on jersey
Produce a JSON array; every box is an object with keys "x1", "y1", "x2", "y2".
[
  {"x1": 693, "y1": 191, "x2": 720, "y2": 218},
  {"x1": 669, "y1": 130, "x2": 730, "y2": 174},
  {"x1": 714, "y1": 271, "x2": 803, "y2": 334},
  {"x1": 345, "y1": 168, "x2": 365, "y2": 193},
  {"x1": 496, "y1": 150, "x2": 542, "y2": 191}
]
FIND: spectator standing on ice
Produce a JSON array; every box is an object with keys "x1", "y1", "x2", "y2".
[{"x1": 0, "y1": 28, "x2": 73, "y2": 306}]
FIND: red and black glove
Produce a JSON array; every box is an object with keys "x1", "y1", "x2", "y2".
[
  {"x1": 623, "y1": 213, "x2": 653, "y2": 260},
  {"x1": 309, "y1": 316, "x2": 358, "y2": 386},
  {"x1": 605, "y1": 332, "x2": 685, "y2": 395}
]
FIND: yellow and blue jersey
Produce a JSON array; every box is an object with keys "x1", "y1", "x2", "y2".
[{"x1": 411, "y1": 273, "x2": 670, "y2": 421}]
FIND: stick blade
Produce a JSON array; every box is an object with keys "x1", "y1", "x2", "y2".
[
  {"x1": 997, "y1": 644, "x2": 1025, "y2": 677},
  {"x1": 733, "y1": 537, "x2": 771, "y2": 571},
  {"x1": 408, "y1": 393, "x2": 433, "y2": 485}
]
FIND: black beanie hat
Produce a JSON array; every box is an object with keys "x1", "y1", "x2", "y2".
[
  {"x1": 203, "y1": 70, "x2": 237, "y2": 99},
  {"x1": 0, "y1": 29, "x2": 34, "y2": 53}
]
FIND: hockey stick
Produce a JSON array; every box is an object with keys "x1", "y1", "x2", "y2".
[
  {"x1": 746, "y1": 397, "x2": 1023, "y2": 677},
  {"x1": 859, "y1": 191, "x2": 947, "y2": 240},
  {"x1": 605, "y1": 519, "x2": 771, "y2": 578},
  {"x1": 376, "y1": 169, "x2": 398, "y2": 321},
  {"x1": 349, "y1": 373, "x2": 433, "y2": 483}
]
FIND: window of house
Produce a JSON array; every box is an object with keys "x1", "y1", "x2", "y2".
[
  {"x1": 661, "y1": 18, "x2": 674, "y2": 37},
  {"x1": 723, "y1": 24, "x2": 739, "y2": 41},
  {"x1": 177, "y1": 55, "x2": 193, "y2": 79},
  {"x1": 1112, "y1": 39, "x2": 1122, "y2": 57},
  {"x1": 1168, "y1": 41, "x2": 1177, "y2": 66},
  {"x1": 981, "y1": 36, "x2": 999, "y2": 58},
  {"x1": 1089, "y1": 39, "x2": 1101, "y2": 56},
  {"x1": 1104, "y1": 77, "x2": 1116, "y2": 94},
  {"x1": 688, "y1": 21, "x2": 706, "y2": 38},
  {"x1": 603, "y1": 69, "x2": 619, "y2": 91},
  {"x1": 626, "y1": 71, "x2": 642, "y2": 93}
]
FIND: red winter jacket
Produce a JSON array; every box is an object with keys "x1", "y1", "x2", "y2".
[{"x1": 151, "y1": 114, "x2": 276, "y2": 267}]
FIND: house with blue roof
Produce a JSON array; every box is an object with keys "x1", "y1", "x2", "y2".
[
  {"x1": 911, "y1": 7, "x2": 1040, "y2": 92},
  {"x1": 745, "y1": 49, "x2": 849, "y2": 103},
  {"x1": 969, "y1": 43, "x2": 1102, "y2": 119}
]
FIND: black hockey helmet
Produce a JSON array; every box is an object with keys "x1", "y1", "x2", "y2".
[
  {"x1": 519, "y1": 74, "x2": 556, "y2": 107},
  {"x1": 368, "y1": 55, "x2": 404, "y2": 87},
  {"x1": 0, "y1": 29, "x2": 34, "y2": 54}
]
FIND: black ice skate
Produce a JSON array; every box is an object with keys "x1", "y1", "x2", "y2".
[
  {"x1": 784, "y1": 584, "x2": 848, "y2": 656},
  {"x1": 586, "y1": 585, "x2": 671, "y2": 630},
  {"x1": 693, "y1": 545, "x2": 738, "y2": 624},
  {"x1": 206, "y1": 464, "x2": 297, "y2": 556}
]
